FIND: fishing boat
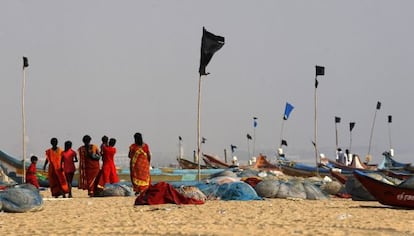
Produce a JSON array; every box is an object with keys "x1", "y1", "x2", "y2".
[
  {"x1": 252, "y1": 155, "x2": 281, "y2": 171},
  {"x1": 202, "y1": 153, "x2": 232, "y2": 169},
  {"x1": 323, "y1": 154, "x2": 377, "y2": 171},
  {"x1": 176, "y1": 157, "x2": 208, "y2": 169},
  {"x1": 354, "y1": 170, "x2": 414, "y2": 208},
  {"x1": 279, "y1": 161, "x2": 332, "y2": 177}
]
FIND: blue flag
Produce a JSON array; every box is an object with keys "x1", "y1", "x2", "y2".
[
  {"x1": 253, "y1": 117, "x2": 258, "y2": 128},
  {"x1": 283, "y1": 102, "x2": 294, "y2": 120}
]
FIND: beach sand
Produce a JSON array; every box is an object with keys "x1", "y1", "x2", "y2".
[{"x1": 1, "y1": 188, "x2": 413, "y2": 236}]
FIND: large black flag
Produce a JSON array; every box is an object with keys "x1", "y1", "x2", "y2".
[
  {"x1": 199, "y1": 27, "x2": 225, "y2": 76},
  {"x1": 281, "y1": 139, "x2": 288, "y2": 147},
  {"x1": 23, "y1": 57, "x2": 29, "y2": 69},
  {"x1": 388, "y1": 115, "x2": 392, "y2": 123}
]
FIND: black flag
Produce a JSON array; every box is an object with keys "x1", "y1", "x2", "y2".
[
  {"x1": 201, "y1": 137, "x2": 207, "y2": 144},
  {"x1": 349, "y1": 122, "x2": 356, "y2": 132},
  {"x1": 23, "y1": 57, "x2": 29, "y2": 69},
  {"x1": 281, "y1": 139, "x2": 288, "y2": 147},
  {"x1": 315, "y1": 65, "x2": 325, "y2": 76},
  {"x1": 246, "y1": 134, "x2": 252, "y2": 140},
  {"x1": 388, "y1": 115, "x2": 392, "y2": 123},
  {"x1": 230, "y1": 144, "x2": 237, "y2": 153},
  {"x1": 199, "y1": 27, "x2": 225, "y2": 76},
  {"x1": 376, "y1": 101, "x2": 381, "y2": 110},
  {"x1": 335, "y1": 116, "x2": 341, "y2": 123}
]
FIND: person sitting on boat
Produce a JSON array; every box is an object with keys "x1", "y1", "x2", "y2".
[{"x1": 336, "y1": 148, "x2": 346, "y2": 164}]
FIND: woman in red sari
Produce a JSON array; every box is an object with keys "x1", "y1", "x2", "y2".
[
  {"x1": 96, "y1": 138, "x2": 119, "y2": 190},
  {"x1": 43, "y1": 138, "x2": 69, "y2": 198},
  {"x1": 128, "y1": 132, "x2": 151, "y2": 195},
  {"x1": 26, "y1": 155, "x2": 40, "y2": 189},
  {"x1": 61, "y1": 140, "x2": 78, "y2": 198},
  {"x1": 78, "y1": 135, "x2": 101, "y2": 196}
]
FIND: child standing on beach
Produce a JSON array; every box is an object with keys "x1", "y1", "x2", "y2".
[
  {"x1": 26, "y1": 155, "x2": 40, "y2": 188},
  {"x1": 61, "y1": 140, "x2": 78, "y2": 198}
]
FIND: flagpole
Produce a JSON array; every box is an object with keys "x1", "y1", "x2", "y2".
[
  {"x1": 196, "y1": 75, "x2": 202, "y2": 181},
  {"x1": 349, "y1": 128, "x2": 353, "y2": 153},
  {"x1": 388, "y1": 115, "x2": 392, "y2": 151},
  {"x1": 246, "y1": 135, "x2": 251, "y2": 159},
  {"x1": 22, "y1": 59, "x2": 28, "y2": 183},
  {"x1": 314, "y1": 75, "x2": 319, "y2": 175},
  {"x1": 367, "y1": 101, "x2": 380, "y2": 160},
  {"x1": 335, "y1": 120, "x2": 338, "y2": 150},
  {"x1": 279, "y1": 120, "x2": 285, "y2": 149}
]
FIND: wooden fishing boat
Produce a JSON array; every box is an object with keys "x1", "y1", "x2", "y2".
[
  {"x1": 354, "y1": 170, "x2": 414, "y2": 208},
  {"x1": 323, "y1": 154, "x2": 377, "y2": 171},
  {"x1": 376, "y1": 152, "x2": 411, "y2": 171},
  {"x1": 177, "y1": 157, "x2": 208, "y2": 169},
  {"x1": 280, "y1": 161, "x2": 332, "y2": 177},
  {"x1": 252, "y1": 155, "x2": 281, "y2": 171},
  {"x1": 202, "y1": 153, "x2": 232, "y2": 169}
]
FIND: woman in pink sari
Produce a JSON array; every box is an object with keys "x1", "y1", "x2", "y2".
[{"x1": 128, "y1": 132, "x2": 151, "y2": 195}]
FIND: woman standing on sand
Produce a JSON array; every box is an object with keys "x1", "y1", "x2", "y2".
[
  {"x1": 128, "y1": 132, "x2": 151, "y2": 195},
  {"x1": 61, "y1": 140, "x2": 78, "y2": 198},
  {"x1": 44, "y1": 137, "x2": 69, "y2": 198},
  {"x1": 96, "y1": 138, "x2": 119, "y2": 190},
  {"x1": 78, "y1": 135, "x2": 101, "y2": 196}
]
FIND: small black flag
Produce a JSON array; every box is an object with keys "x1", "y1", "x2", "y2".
[
  {"x1": 178, "y1": 136, "x2": 182, "y2": 141},
  {"x1": 230, "y1": 144, "x2": 237, "y2": 153},
  {"x1": 376, "y1": 101, "x2": 381, "y2": 110},
  {"x1": 23, "y1": 57, "x2": 29, "y2": 69},
  {"x1": 335, "y1": 116, "x2": 341, "y2": 123},
  {"x1": 315, "y1": 78, "x2": 319, "y2": 88},
  {"x1": 281, "y1": 139, "x2": 288, "y2": 147},
  {"x1": 315, "y1": 65, "x2": 325, "y2": 76},
  {"x1": 199, "y1": 27, "x2": 225, "y2": 76},
  {"x1": 388, "y1": 115, "x2": 392, "y2": 123},
  {"x1": 349, "y1": 122, "x2": 356, "y2": 132},
  {"x1": 246, "y1": 134, "x2": 252, "y2": 140},
  {"x1": 201, "y1": 137, "x2": 207, "y2": 144}
]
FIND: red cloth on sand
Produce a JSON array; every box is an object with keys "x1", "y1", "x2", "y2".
[{"x1": 134, "y1": 182, "x2": 205, "y2": 205}]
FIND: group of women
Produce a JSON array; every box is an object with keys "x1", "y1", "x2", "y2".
[{"x1": 43, "y1": 132, "x2": 151, "y2": 197}]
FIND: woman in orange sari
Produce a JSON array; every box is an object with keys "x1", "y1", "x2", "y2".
[
  {"x1": 43, "y1": 137, "x2": 69, "y2": 198},
  {"x1": 128, "y1": 132, "x2": 151, "y2": 195},
  {"x1": 78, "y1": 135, "x2": 101, "y2": 196}
]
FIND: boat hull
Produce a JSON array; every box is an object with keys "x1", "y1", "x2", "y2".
[{"x1": 354, "y1": 170, "x2": 414, "y2": 208}]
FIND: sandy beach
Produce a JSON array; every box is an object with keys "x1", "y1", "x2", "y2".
[{"x1": 0, "y1": 188, "x2": 413, "y2": 236}]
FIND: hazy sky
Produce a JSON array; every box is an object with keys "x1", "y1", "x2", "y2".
[{"x1": 1, "y1": 1, "x2": 414, "y2": 166}]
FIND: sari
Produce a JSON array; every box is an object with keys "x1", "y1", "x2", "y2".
[
  {"x1": 96, "y1": 145, "x2": 119, "y2": 189},
  {"x1": 45, "y1": 148, "x2": 69, "y2": 197},
  {"x1": 78, "y1": 144, "x2": 100, "y2": 196},
  {"x1": 129, "y1": 143, "x2": 151, "y2": 194},
  {"x1": 26, "y1": 162, "x2": 40, "y2": 188}
]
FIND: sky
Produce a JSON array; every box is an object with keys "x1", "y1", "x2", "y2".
[{"x1": 1, "y1": 1, "x2": 414, "y2": 167}]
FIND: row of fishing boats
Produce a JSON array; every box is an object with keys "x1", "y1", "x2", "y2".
[{"x1": 178, "y1": 151, "x2": 414, "y2": 209}]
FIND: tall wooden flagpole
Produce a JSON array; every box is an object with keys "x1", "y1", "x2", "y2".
[
  {"x1": 22, "y1": 56, "x2": 29, "y2": 183},
  {"x1": 196, "y1": 75, "x2": 202, "y2": 180},
  {"x1": 196, "y1": 27, "x2": 224, "y2": 181},
  {"x1": 367, "y1": 101, "x2": 381, "y2": 161},
  {"x1": 314, "y1": 65, "x2": 325, "y2": 176}
]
